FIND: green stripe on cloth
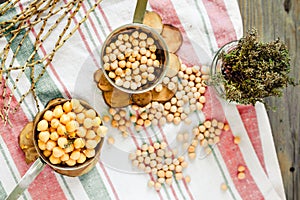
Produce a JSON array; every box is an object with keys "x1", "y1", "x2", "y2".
[
  {"x1": 0, "y1": 181, "x2": 7, "y2": 200},
  {"x1": 79, "y1": 167, "x2": 111, "y2": 200},
  {"x1": 211, "y1": 146, "x2": 237, "y2": 200},
  {"x1": 2, "y1": 7, "x2": 112, "y2": 199},
  {"x1": 59, "y1": 175, "x2": 76, "y2": 200},
  {"x1": 77, "y1": 9, "x2": 99, "y2": 49},
  {"x1": 87, "y1": 0, "x2": 108, "y2": 37},
  {"x1": 0, "y1": 141, "x2": 28, "y2": 200}
]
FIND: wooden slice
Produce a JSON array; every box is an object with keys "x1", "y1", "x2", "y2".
[
  {"x1": 131, "y1": 91, "x2": 153, "y2": 107},
  {"x1": 19, "y1": 122, "x2": 39, "y2": 164},
  {"x1": 161, "y1": 24, "x2": 183, "y2": 53},
  {"x1": 103, "y1": 89, "x2": 131, "y2": 108},
  {"x1": 94, "y1": 69, "x2": 102, "y2": 83},
  {"x1": 143, "y1": 11, "x2": 163, "y2": 34},
  {"x1": 166, "y1": 53, "x2": 180, "y2": 77},
  {"x1": 151, "y1": 86, "x2": 175, "y2": 102},
  {"x1": 97, "y1": 71, "x2": 114, "y2": 92}
]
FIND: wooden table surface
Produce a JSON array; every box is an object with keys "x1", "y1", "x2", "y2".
[{"x1": 237, "y1": 1, "x2": 299, "y2": 200}]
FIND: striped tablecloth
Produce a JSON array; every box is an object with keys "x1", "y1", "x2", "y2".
[{"x1": 0, "y1": 0, "x2": 286, "y2": 199}]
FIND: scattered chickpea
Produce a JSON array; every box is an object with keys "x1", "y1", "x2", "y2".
[
  {"x1": 234, "y1": 136, "x2": 241, "y2": 144},
  {"x1": 237, "y1": 172, "x2": 246, "y2": 180},
  {"x1": 220, "y1": 183, "x2": 228, "y2": 191},
  {"x1": 238, "y1": 165, "x2": 246, "y2": 172},
  {"x1": 107, "y1": 136, "x2": 115, "y2": 145}
]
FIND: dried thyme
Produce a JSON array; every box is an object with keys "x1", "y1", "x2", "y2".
[{"x1": 214, "y1": 29, "x2": 295, "y2": 105}]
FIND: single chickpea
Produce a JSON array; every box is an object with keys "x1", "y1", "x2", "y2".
[
  {"x1": 221, "y1": 183, "x2": 228, "y2": 191},
  {"x1": 86, "y1": 130, "x2": 97, "y2": 140},
  {"x1": 92, "y1": 117, "x2": 101, "y2": 127},
  {"x1": 52, "y1": 146, "x2": 65, "y2": 158},
  {"x1": 223, "y1": 124, "x2": 230, "y2": 131},
  {"x1": 57, "y1": 124, "x2": 67, "y2": 136},
  {"x1": 173, "y1": 117, "x2": 181, "y2": 125},
  {"x1": 83, "y1": 118, "x2": 93, "y2": 129},
  {"x1": 66, "y1": 120, "x2": 77, "y2": 133},
  {"x1": 139, "y1": 47, "x2": 147, "y2": 55},
  {"x1": 108, "y1": 71, "x2": 116, "y2": 79},
  {"x1": 43, "y1": 110, "x2": 53, "y2": 121},
  {"x1": 150, "y1": 53, "x2": 156, "y2": 60},
  {"x1": 149, "y1": 45, "x2": 157, "y2": 52},
  {"x1": 140, "y1": 56, "x2": 147, "y2": 64},
  {"x1": 67, "y1": 112, "x2": 76, "y2": 120},
  {"x1": 103, "y1": 55, "x2": 110, "y2": 63},
  {"x1": 64, "y1": 143, "x2": 74, "y2": 153},
  {"x1": 238, "y1": 165, "x2": 246, "y2": 172},
  {"x1": 57, "y1": 137, "x2": 68, "y2": 148},
  {"x1": 46, "y1": 140, "x2": 57, "y2": 151},
  {"x1": 153, "y1": 60, "x2": 160, "y2": 67},
  {"x1": 85, "y1": 140, "x2": 98, "y2": 149},
  {"x1": 65, "y1": 159, "x2": 76, "y2": 167},
  {"x1": 60, "y1": 153, "x2": 70, "y2": 162},
  {"x1": 115, "y1": 78, "x2": 123, "y2": 87},
  {"x1": 154, "y1": 84, "x2": 163, "y2": 92},
  {"x1": 43, "y1": 150, "x2": 52, "y2": 157},
  {"x1": 39, "y1": 131, "x2": 50, "y2": 143},
  {"x1": 77, "y1": 153, "x2": 87, "y2": 164},
  {"x1": 70, "y1": 150, "x2": 81, "y2": 161},
  {"x1": 53, "y1": 105, "x2": 64, "y2": 118},
  {"x1": 50, "y1": 131, "x2": 59, "y2": 141},
  {"x1": 83, "y1": 149, "x2": 95, "y2": 158},
  {"x1": 188, "y1": 152, "x2": 196, "y2": 160},
  {"x1": 175, "y1": 173, "x2": 183, "y2": 180},
  {"x1": 37, "y1": 119, "x2": 48, "y2": 132},
  {"x1": 238, "y1": 172, "x2": 246, "y2": 180},
  {"x1": 38, "y1": 140, "x2": 46, "y2": 150},
  {"x1": 76, "y1": 127, "x2": 87, "y2": 138},
  {"x1": 60, "y1": 114, "x2": 70, "y2": 125},
  {"x1": 234, "y1": 136, "x2": 241, "y2": 144},
  {"x1": 49, "y1": 154, "x2": 61, "y2": 165}
]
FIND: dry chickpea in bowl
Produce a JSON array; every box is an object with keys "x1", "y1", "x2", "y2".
[{"x1": 100, "y1": 23, "x2": 169, "y2": 94}]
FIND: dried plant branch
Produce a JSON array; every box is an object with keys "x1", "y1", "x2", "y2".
[{"x1": 0, "y1": 0, "x2": 103, "y2": 124}]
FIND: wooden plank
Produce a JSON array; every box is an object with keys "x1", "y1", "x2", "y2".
[{"x1": 237, "y1": 0, "x2": 300, "y2": 200}]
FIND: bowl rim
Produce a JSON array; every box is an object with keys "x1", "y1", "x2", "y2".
[
  {"x1": 100, "y1": 23, "x2": 169, "y2": 94},
  {"x1": 32, "y1": 98, "x2": 104, "y2": 171}
]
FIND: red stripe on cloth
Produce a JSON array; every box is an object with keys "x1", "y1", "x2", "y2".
[
  {"x1": 82, "y1": 2, "x2": 103, "y2": 44},
  {"x1": 0, "y1": 85, "x2": 67, "y2": 200},
  {"x1": 202, "y1": 0, "x2": 237, "y2": 48},
  {"x1": 203, "y1": 87, "x2": 264, "y2": 199},
  {"x1": 237, "y1": 105, "x2": 267, "y2": 174},
  {"x1": 149, "y1": 0, "x2": 200, "y2": 66},
  {"x1": 158, "y1": 125, "x2": 195, "y2": 200},
  {"x1": 97, "y1": 4, "x2": 113, "y2": 32},
  {"x1": 143, "y1": 127, "x2": 154, "y2": 145},
  {"x1": 62, "y1": 0, "x2": 100, "y2": 68},
  {"x1": 99, "y1": 161, "x2": 120, "y2": 200}
]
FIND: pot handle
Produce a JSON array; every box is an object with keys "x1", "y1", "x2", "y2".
[
  {"x1": 133, "y1": 0, "x2": 148, "y2": 23},
  {"x1": 5, "y1": 158, "x2": 46, "y2": 200}
]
